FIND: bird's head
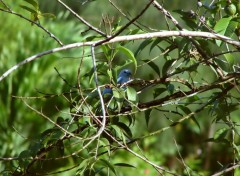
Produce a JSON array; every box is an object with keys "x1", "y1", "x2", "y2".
[{"x1": 118, "y1": 69, "x2": 132, "y2": 78}]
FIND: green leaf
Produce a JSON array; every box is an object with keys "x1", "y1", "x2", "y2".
[
  {"x1": 117, "y1": 46, "x2": 137, "y2": 73},
  {"x1": 162, "y1": 59, "x2": 175, "y2": 76},
  {"x1": 233, "y1": 143, "x2": 240, "y2": 157},
  {"x1": 19, "y1": 150, "x2": 32, "y2": 159},
  {"x1": 214, "y1": 128, "x2": 228, "y2": 140},
  {"x1": 134, "y1": 39, "x2": 152, "y2": 56},
  {"x1": 153, "y1": 87, "x2": 166, "y2": 98},
  {"x1": 115, "y1": 163, "x2": 136, "y2": 168},
  {"x1": 112, "y1": 125, "x2": 124, "y2": 139},
  {"x1": 142, "y1": 59, "x2": 160, "y2": 77},
  {"x1": 125, "y1": 114, "x2": 135, "y2": 126},
  {"x1": 167, "y1": 84, "x2": 175, "y2": 94},
  {"x1": 214, "y1": 17, "x2": 237, "y2": 46},
  {"x1": 225, "y1": 20, "x2": 238, "y2": 37},
  {"x1": 99, "y1": 138, "x2": 111, "y2": 154},
  {"x1": 107, "y1": 69, "x2": 113, "y2": 81},
  {"x1": 145, "y1": 109, "x2": 152, "y2": 126},
  {"x1": 23, "y1": 0, "x2": 39, "y2": 9},
  {"x1": 173, "y1": 10, "x2": 197, "y2": 29},
  {"x1": 18, "y1": 150, "x2": 31, "y2": 168},
  {"x1": 115, "y1": 121, "x2": 132, "y2": 137},
  {"x1": 150, "y1": 38, "x2": 163, "y2": 52},
  {"x1": 176, "y1": 38, "x2": 190, "y2": 54},
  {"x1": 214, "y1": 58, "x2": 231, "y2": 72},
  {"x1": 113, "y1": 88, "x2": 125, "y2": 112},
  {"x1": 20, "y1": 5, "x2": 37, "y2": 14},
  {"x1": 126, "y1": 87, "x2": 137, "y2": 102},
  {"x1": 185, "y1": 95, "x2": 200, "y2": 105},
  {"x1": 41, "y1": 13, "x2": 56, "y2": 19},
  {"x1": 85, "y1": 35, "x2": 102, "y2": 42},
  {"x1": 83, "y1": 169, "x2": 95, "y2": 176},
  {"x1": 224, "y1": 53, "x2": 235, "y2": 69},
  {"x1": 101, "y1": 45, "x2": 112, "y2": 60},
  {"x1": 178, "y1": 105, "x2": 201, "y2": 130},
  {"x1": 100, "y1": 159, "x2": 117, "y2": 175},
  {"x1": 78, "y1": 159, "x2": 90, "y2": 173},
  {"x1": 128, "y1": 28, "x2": 143, "y2": 35}
]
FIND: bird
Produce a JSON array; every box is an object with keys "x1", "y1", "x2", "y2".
[
  {"x1": 117, "y1": 69, "x2": 132, "y2": 86},
  {"x1": 102, "y1": 69, "x2": 132, "y2": 96},
  {"x1": 102, "y1": 85, "x2": 113, "y2": 97}
]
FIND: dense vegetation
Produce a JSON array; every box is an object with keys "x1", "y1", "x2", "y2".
[{"x1": 1, "y1": 0, "x2": 240, "y2": 175}]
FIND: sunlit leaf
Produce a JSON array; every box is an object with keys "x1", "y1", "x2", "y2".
[
  {"x1": 23, "y1": 0, "x2": 39, "y2": 9},
  {"x1": 114, "y1": 121, "x2": 132, "y2": 137},
  {"x1": 117, "y1": 46, "x2": 137, "y2": 73},
  {"x1": 214, "y1": 17, "x2": 237, "y2": 46},
  {"x1": 112, "y1": 125, "x2": 124, "y2": 139},
  {"x1": 224, "y1": 53, "x2": 235, "y2": 69},
  {"x1": 113, "y1": 88, "x2": 125, "y2": 111},
  {"x1": 20, "y1": 5, "x2": 37, "y2": 14},
  {"x1": 126, "y1": 87, "x2": 137, "y2": 102},
  {"x1": 214, "y1": 128, "x2": 228, "y2": 140}
]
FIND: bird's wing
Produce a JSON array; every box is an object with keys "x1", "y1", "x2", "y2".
[{"x1": 117, "y1": 76, "x2": 123, "y2": 84}]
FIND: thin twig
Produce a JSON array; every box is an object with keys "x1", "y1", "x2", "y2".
[
  {"x1": 212, "y1": 163, "x2": 240, "y2": 176},
  {"x1": 103, "y1": 130, "x2": 179, "y2": 176},
  {"x1": 173, "y1": 138, "x2": 191, "y2": 175},
  {"x1": 87, "y1": 45, "x2": 107, "y2": 141},
  {"x1": 23, "y1": 100, "x2": 82, "y2": 140},
  {"x1": 95, "y1": 0, "x2": 155, "y2": 46},
  {"x1": 151, "y1": 0, "x2": 225, "y2": 78},
  {"x1": 0, "y1": 8, "x2": 63, "y2": 46},
  {"x1": 140, "y1": 83, "x2": 234, "y2": 139},
  {"x1": 57, "y1": 0, "x2": 107, "y2": 37},
  {"x1": 108, "y1": 0, "x2": 145, "y2": 31}
]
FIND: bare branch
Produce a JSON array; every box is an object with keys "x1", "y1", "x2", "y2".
[
  {"x1": 57, "y1": 0, "x2": 107, "y2": 37},
  {"x1": 23, "y1": 100, "x2": 83, "y2": 140},
  {"x1": 87, "y1": 45, "x2": 107, "y2": 140},
  {"x1": 212, "y1": 163, "x2": 240, "y2": 176},
  {"x1": 0, "y1": 8, "x2": 64, "y2": 46},
  {"x1": 95, "y1": 0, "x2": 154, "y2": 46}
]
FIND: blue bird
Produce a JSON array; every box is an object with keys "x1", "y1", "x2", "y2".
[
  {"x1": 117, "y1": 69, "x2": 132, "y2": 86},
  {"x1": 102, "y1": 69, "x2": 132, "y2": 96},
  {"x1": 102, "y1": 86, "x2": 113, "y2": 95}
]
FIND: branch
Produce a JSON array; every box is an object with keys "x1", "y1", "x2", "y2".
[
  {"x1": 212, "y1": 163, "x2": 240, "y2": 176},
  {"x1": 151, "y1": 0, "x2": 225, "y2": 77},
  {"x1": 0, "y1": 8, "x2": 64, "y2": 46},
  {"x1": 95, "y1": 0, "x2": 154, "y2": 46},
  {"x1": 140, "y1": 83, "x2": 235, "y2": 139},
  {"x1": 1, "y1": 30, "x2": 239, "y2": 82},
  {"x1": 87, "y1": 45, "x2": 107, "y2": 140},
  {"x1": 57, "y1": 0, "x2": 107, "y2": 37},
  {"x1": 138, "y1": 72, "x2": 239, "y2": 110}
]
